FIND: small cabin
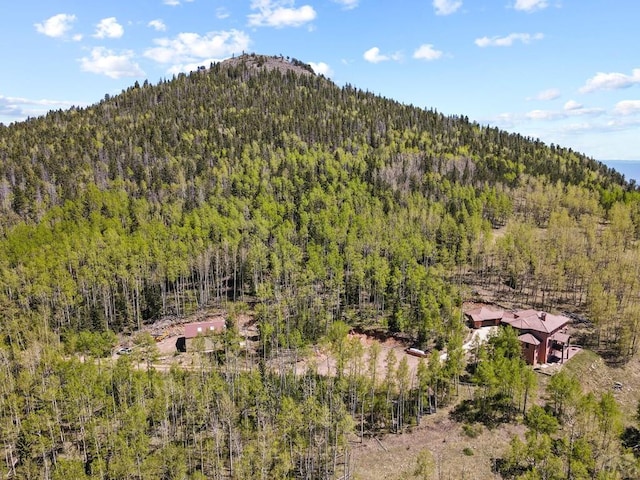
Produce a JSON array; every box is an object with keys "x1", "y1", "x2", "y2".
[{"x1": 178, "y1": 319, "x2": 226, "y2": 352}]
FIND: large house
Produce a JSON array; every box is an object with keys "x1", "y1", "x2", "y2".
[{"x1": 465, "y1": 306, "x2": 572, "y2": 366}]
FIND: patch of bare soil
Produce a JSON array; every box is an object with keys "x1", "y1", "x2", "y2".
[{"x1": 295, "y1": 331, "x2": 427, "y2": 378}]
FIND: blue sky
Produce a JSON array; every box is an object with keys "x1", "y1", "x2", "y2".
[{"x1": 1, "y1": 0, "x2": 639, "y2": 160}]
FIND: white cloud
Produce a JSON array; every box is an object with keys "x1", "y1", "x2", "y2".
[
  {"x1": 535, "y1": 88, "x2": 560, "y2": 101},
  {"x1": 309, "y1": 61, "x2": 332, "y2": 76},
  {"x1": 148, "y1": 19, "x2": 167, "y2": 32},
  {"x1": 493, "y1": 112, "x2": 518, "y2": 128},
  {"x1": 605, "y1": 117, "x2": 640, "y2": 130},
  {"x1": 216, "y1": 8, "x2": 231, "y2": 19},
  {"x1": 526, "y1": 103, "x2": 604, "y2": 121},
  {"x1": 363, "y1": 47, "x2": 402, "y2": 64},
  {"x1": 248, "y1": 0, "x2": 316, "y2": 28},
  {"x1": 0, "y1": 95, "x2": 75, "y2": 108},
  {"x1": 613, "y1": 100, "x2": 640, "y2": 116},
  {"x1": 513, "y1": 0, "x2": 548, "y2": 12},
  {"x1": 164, "y1": 0, "x2": 194, "y2": 5},
  {"x1": 167, "y1": 62, "x2": 214, "y2": 75},
  {"x1": 572, "y1": 105, "x2": 603, "y2": 116},
  {"x1": 526, "y1": 109, "x2": 563, "y2": 121},
  {"x1": 80, "y1": 47, "x2": 144, "y2": 79},
  {"x1": 0, "y1": 93, "x2": 96, "y2": 122},
  {"x1": 0, "y1": 100, "x2": 22, "y2": 118},
  {"x1": 564, "y1": 100, "x2": 582, "y2": 111},
  {"x1": 475, "y1": 32, "x2": 543, "y2": 47},
  {"x1": 364, "y1": 47, "x2": 386, "y2": 63},
  {"x1": 0, "y1": 95, "x2": 79, "y2": 121},
  {"x1": 144, "y1": 30, "x2": 250, "y2": 68},
  {"x1": 563, "y1": 122, "x2": 595, "y2": 133},
  {"x1": 332, "y1": 0, "x2": 359, "y2": 9},
  {"x1": 413, "y1": 44, "x2": 443, "y2": 61},
  {"x1": 579, "y1": 69, "x2": 640, "y2": 93},
  {"x1": 72, "y1": 34, "x2": 83, "y2": 42},
  {"x1": 433, "y1": 0, "x2": 462, "y2": 16},
  {"x1": 94, "y1": 17, "x2": 124, "y2": 39},
  {"x1": 568, "y1": 106, "x2": 604, "y2": 116},
  {"x1": 561, "y1": 118, "x2": 640, "y2": 135},
  {"x1": 34, "y1": 13, "x2": 77, "y2": 38}
]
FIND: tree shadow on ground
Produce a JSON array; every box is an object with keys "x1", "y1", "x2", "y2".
[
  {"x1": 450, "y1": 394, "x2": 516, "y2": 429},
  {"x1": 621, "y1": 427, "x2": 640, "y2": 457}
]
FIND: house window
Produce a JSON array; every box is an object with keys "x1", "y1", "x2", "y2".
[{"x1": 197, "y1": 327, "x2": 202, "y2": 332}]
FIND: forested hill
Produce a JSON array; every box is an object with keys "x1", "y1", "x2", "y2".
[
  {"x1": 0, "y1": 53, "x2": 629, "y2": 226},
  {"x1": 0, "y1": 53, "x2": 637, "y2": 340}
]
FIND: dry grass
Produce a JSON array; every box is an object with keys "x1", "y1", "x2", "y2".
[
  {"x1": 350, "y1": 406, "x2": 524, "y2": 480},
  {"x1": 560, "y1": 349, "x2": 640, "y2": 424}
]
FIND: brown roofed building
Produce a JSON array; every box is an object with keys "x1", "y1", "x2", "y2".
[
  {"x1": 181, "y1": 319, "x2": 226, "y2": 352},
  {"x1": 465, "y1": 307, "x2": 572, "y2": 366},
  {"x1": 464, "y1": 306, "x2": 504, "y2": 329},
  {"x1": 184, "y1": 319, "x2": 226, "y2": 338}
]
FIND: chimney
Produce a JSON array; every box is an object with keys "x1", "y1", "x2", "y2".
[{"x1": 540, "y1": 312, "x2": 546, "y2": 321}]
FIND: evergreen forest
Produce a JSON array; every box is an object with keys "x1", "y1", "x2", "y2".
[{"x1": 0, "y1": 53, "x2": 639, "y2": 479}]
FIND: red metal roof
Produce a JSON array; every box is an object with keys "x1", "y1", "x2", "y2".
[{"x1": 184, "y1": 319, "x2": 226, "y2": 338}]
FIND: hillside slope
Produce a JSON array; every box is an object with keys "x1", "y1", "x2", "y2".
[
  {"x1": 0, "y1": 53, "x2": 627, "y2": 225},
  {"x1": 0, "y1": 53, "x2": 636, "y2": 339}
]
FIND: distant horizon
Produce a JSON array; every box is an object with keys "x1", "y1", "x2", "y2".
[
  {"x1": 600, "y1": 159, "x2": 640, "y2": 183},
  {"x1": 598, "y1": 158, "x2": 640, "y2": 163}
]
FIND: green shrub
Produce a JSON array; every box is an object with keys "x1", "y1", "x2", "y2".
[{"x1": 462, "y1": 423, "x2": 482, "y2": 438}]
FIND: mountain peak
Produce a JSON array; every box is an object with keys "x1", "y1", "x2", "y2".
[{"x1": 219, "y1": 53, "x2": 316, "y2": 77}]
